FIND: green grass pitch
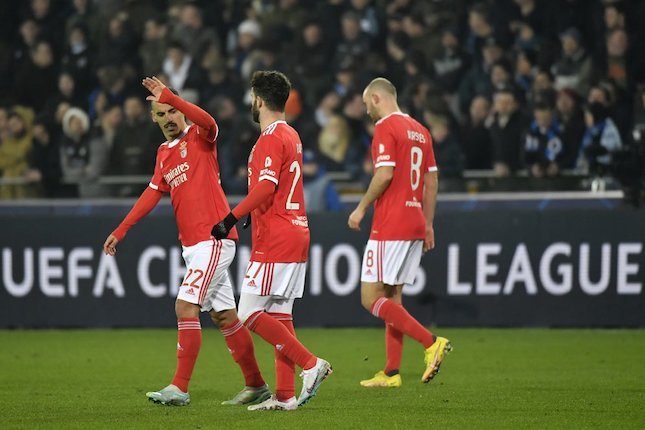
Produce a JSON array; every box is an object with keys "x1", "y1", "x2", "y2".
[{"x1": 1, "y1": 328, "x2": 644, "y2": 429}]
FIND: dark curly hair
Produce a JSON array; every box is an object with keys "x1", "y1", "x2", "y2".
[{"x1": 251, "y1": 70, "x2": 291, "y2": 112}]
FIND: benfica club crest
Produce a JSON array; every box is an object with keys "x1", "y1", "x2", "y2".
[{"x1": 179, "y1": 141, "x2": 188, "y2": 158}]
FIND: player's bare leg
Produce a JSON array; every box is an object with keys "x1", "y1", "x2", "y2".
[
  {"x1": 146, "y1": 299, "x2": 200, "y2": 406},
  {"x1": 210, "y1": 308, "x2": 270, "y2": 405}
]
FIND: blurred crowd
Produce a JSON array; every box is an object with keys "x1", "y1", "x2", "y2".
[{"x1": 1, "y1": 0, "x2": 645, "y2": 204}]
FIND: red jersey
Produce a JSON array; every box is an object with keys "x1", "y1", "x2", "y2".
[
  {"x1": 370, "y1": 112, "x2": 437, "y2": 241},
  {"x1": 149, "y1": 124, "x2": 238, "y2": 246},
  {"x1": 247, "y1": 120, "x2": 309, "y2": 263}
]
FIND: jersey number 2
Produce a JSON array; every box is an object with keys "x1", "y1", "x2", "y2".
[{"x1": 286, "y1": 160, "x2": 301, "y2": 210}]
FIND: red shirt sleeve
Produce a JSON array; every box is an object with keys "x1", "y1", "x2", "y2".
[
  {"x1": 231, "y1": 180, "x2": 276, "y2": 219},
  {"x1": 372, "y1": 122, "x2": 397, "y2": 169},
  {"x1": 112, "y1": 187, "x2": 163, "y2": 240},
  {"x1": 253, "y1": 134, "x2": 283, "y2": 185}
]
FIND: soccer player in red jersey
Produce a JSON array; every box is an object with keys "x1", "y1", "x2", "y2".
[
  {"x1": 348, "y1": 78, "x2": 452, "y2": 388},
  {"x1": 102, "y1": 77, "x2": 270, "y2": 406},
  {"x1": 212, "y1": 71, "x2": 332, "y2": 411}
]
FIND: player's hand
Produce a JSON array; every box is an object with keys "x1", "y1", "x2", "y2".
[
  {"x1": 212, "y1": 212, "x2": 238, "y2": 240},
  {"x1": 103, "y1": 234, "x2": 119, "y2": 256},
  {"x1": 423, "y1": 226, "x2": 435, "y2": 252},
  {"x1": 348, "y1": 207, "x2": 365, "y2": 231},
  {"x1": 142, "y1": 76, "x2": 166, "y2": 102}
]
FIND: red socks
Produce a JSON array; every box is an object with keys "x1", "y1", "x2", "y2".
[
  {"x1": 220, "y1": 319, "x2": 265, "y2": 388},
  {"x1": 384, "y1": 322, "x2": 404, "y2": 374},
  {"x1": 172, "y1": 317, "x2": 202, "y2": 392},
  {"x1": 371, "y1": 297, "x2": 434, "y2": 349},
  {"x1": 245, "y1": 311, "x2": 317, "y2": 370},
  {"x1": 269, "y1": 312, "x2": 296, "y2": 401}
]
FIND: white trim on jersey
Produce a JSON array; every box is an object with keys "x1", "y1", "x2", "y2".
[
  {"x1": 375, "y1": 111, "x2": 409, "y2": 126},
  {"x1": 258, "y1": 175, "x2": 278, "y2": 184},
  {"x1": 167, "y1": 125, "x2": 191, "y2": 148},
  {"x1": 375, "y1": 161, "x2": 396, "y2": 168},
  {"x1": 428, "y1": 166, "x2": 438, "y2": 172},
  {"x1": 148, "y1": 182, "x2": 159, "y2": 190},
  {"x1": 262, "y1": 120, "x2": 287, "y2": 136}
]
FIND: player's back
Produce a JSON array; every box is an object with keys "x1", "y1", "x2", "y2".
[
  {"x1": 371, "y1": 112, "x2": 436, "y2": 241},
  {"x1": 249, "y1": 121, "x2": 309, "y2": 263}
]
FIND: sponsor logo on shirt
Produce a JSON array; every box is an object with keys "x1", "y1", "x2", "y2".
[
  {"x1": 405, "y1": 197, "x2": 422, "y2": 208},
  {"x1": 163, "y1": 161, "x2": 190, "y2": 189},
  {"x1": 260, "y1": 168, "x2": 276, "y2": 177},
  {"x1": 291, "y1": 216, "x2": 309, "y2": 227},
  {"x1": 265, "y1": 156, "x2": 272, "y2": 167},
  {"x1": 376, "y1": 154, "x2": 391, "y2": 163}
]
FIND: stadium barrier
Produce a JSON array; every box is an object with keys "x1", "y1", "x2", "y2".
[{"x1": 1, "y1": 196, "x2": 643, "y2": 328}]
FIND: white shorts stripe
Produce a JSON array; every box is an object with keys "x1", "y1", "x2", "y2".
[
  {"x1": 242, "y1": 261, "x2": 306, "y2": 298},
  {"x1": 361, "y1": 240, "x2": 423, "y2": 285}
]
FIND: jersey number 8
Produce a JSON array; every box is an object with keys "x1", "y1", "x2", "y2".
[{"x1": 410, "y1": 146, "x2": 423, "y2": 191}]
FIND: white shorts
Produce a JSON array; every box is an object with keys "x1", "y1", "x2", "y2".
[
  {"x1": 241, "y1": 261, "x2": 307, "y2": 299},
  {"x1": 361, "y1": 240, "x2": 423, "y2": 286},
  {"x1": 177, "y1": 239, "x2": 236, "y2": 312},
  {"x1": 237, "y1": 293, "x2": 295, "y2": 323}
]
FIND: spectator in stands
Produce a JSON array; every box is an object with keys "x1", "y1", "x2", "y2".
[
  {"x1": 302, "y1": 149, "x2": 342, "y2": 212},
  {"x1": 291, "y1": 20, "x2": 333, "y2": 108},
  {"x1": 432, "y1": 27, "x2": 469, "y2": 96},
  {"x1": 201, "y1": 62, "x2": 243, "y2": 107},
  {"x1": 555, "y1": 88, "x2": 586, "y2": 169},
  {"x1": 13, "y1": 19, "x2": 40, "y2": 68},
  {"x1": 317, "y1": 114, "x2": 351, "y2": 173},
  {"x1": 523, "y1": 101, "x2": 565, "y2": 178},
  {"x1": 65, "y1": 0, "x2": 103, "y2": 47},
  {"x1": 98, "y1": 14, "x2": 136, "y2": 68},
  {"x1": 231, "y1": 19, "x2": 261, "y2": 76},
  {"x1": 466, "y1": 3, "x2": 497, "y2": 62},
  {"x1": 162, "y1": 41, "x2": 205, "y2": 97},
  {"x1": 515, "y1": 50, "x2": 537, "y2": 94},
  {"x1": 384, "y1": 31, "x2": 410, "y2": 89},
  {"x1": 426, "y1": 114, "x2": 464, "y2": 178},
  {"x1": 0, "y1": 107, "x2": 34, "y2": 199},
  {"x1": 458, "y1": 36, "x2": 504, "y2": 115},
  {"x1": 333, "y1": 11, "x2": 371, "y2": 72},
  {"x1": 43, "y1": 72, "x2": 84, "y2": 121},
  {"x1": 171, "y1": 3, "x2": 220, "y2": 61},
  {"x1": 62, "y1": 23, "x2": 94, "y2": 96},
  {"x1": 140, "y1": 17, "x2": 169, "y2": 77},
  {"x1": 488, "y1": 87, "x2": 526, "y2": 177},
  {"x1": 26, "y1": 0, "x2": 65, "y2": 53},
  {"x1": 59, "y1": 107, "x2": 91, "y2": 198},
  {"x1": 13, "y1": 40, "x2": 57, "y2": 112},
  {"x1": 110, "y1": 96, "x2": 157, "y2": 197},
  {"x1": 349, "y1": 0, "x2": 379, "y2": 39},
  {"x1": 552, "y1": 27, "x2": 593, "y2": 95},
  {"x1": 24, "y1": 115, "x2": 61, "y2": 197},
  {"x1": 205, "y1": 94, "x2": 256, "y2": 195},
  {"x1": 88, "y1": 66, "x2": 127, "y2": 121},
  {"x1": 578, "y1": 101, "x2": 623, "y2": 175},
  {"x1": 462, "y1": 95, "x2": 493, "y2": 169}
]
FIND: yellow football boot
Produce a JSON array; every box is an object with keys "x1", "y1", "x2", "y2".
[
  {"x1": 360, "y1": 371, "x2": 402, "y2": 388},
  {"x1": 422, "y1": 337, "x2": 452, "y2": 383}
]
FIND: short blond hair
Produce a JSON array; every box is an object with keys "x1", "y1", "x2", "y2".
[{"x1": 365, "y1": 78, "x2": 397, "y2": 98}]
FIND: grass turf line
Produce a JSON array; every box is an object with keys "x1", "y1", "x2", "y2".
[{"x1": 0, "y1": 328, "x2": 644, "y2": 429}]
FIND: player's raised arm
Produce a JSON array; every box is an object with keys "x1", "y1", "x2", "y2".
[{"x1": 142, "y1": 76, "x2": 218, "y2": 142}]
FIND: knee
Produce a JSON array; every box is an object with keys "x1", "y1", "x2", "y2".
[
  {"x1": 237, "y1": 305, "x2": 260, "y2": 324},
  {"x1": 175, "y1": 299, "x2": 199, "y2": 319},
  {"x1": 210, "y1": 308, "x2": 238, "y2": 327}
]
